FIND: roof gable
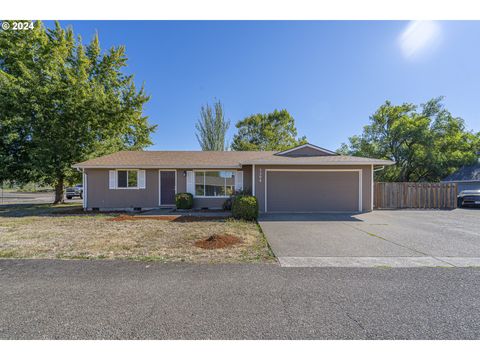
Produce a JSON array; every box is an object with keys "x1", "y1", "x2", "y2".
[
  {"x1": 274, "y1": 143, "x2": 336, "y2": 157},
  {"x1": 443, "y1": 161, "x2": 480, "y2": 182}
]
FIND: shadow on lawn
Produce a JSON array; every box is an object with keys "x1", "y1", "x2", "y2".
[
  {"x1": 0, "y1": 203, "x2": 89, "y2": 218},
  {"x1": 0, "y1": 203, "x2": 231, "y2": 222}
]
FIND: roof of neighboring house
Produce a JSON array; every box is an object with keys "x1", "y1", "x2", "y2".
[
  {"x1": 442, "y1": 161, "x2": 480, "y2": 182},
  {"x1": 73, "y1": 145, "x2": 394, "y2": 169}
]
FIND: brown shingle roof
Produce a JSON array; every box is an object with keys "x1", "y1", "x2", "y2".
[
  {"x1": 248, "y1": 154, "x2": 394, "y2": 165},
  {"x1": 73, "y1": 150, "x2": 394, "y2": 168}
]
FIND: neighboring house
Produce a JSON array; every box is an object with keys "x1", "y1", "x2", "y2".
[
  {"x1": 442, "y1": 153, "x2": 480, "y2": 193},
  {"x1": 73, "y1": 143, "x2": 393, "y2": 213}
]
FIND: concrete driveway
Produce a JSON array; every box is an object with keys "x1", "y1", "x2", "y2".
[{"x1": 259, "y1": 209, "x2": 480, "y2": 267}]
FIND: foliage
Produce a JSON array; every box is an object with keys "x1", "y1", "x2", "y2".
[
  {"x1": 0, "y1": 21, "x2": 156, "y2": 203},
  {"x1": 338, "y1": 97, "x2": 480, "y2": 182},
  {"x1": 195, "y1": 100, "x2": 230, "y2": 151},
  {"x1": 222, "y1": 188, "x2": 251, "y2": 211},
  {"x1": 175, "y1": 192, "x2": 193, "y2": 209},
  {"x1": 231, "y1": 195, "x2": 258, "y2": 221},
  {"x1": 231, "y1": 109, "x2": 307, "y2": 151}
]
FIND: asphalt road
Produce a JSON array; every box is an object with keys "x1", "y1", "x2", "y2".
[{"x1": 1, "y1": 260, "x2": 479, "y2": 339}]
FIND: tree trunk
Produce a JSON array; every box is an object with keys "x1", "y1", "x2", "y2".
[{"x1": 54, "y1": 178, "x2": 64, "y2": 204}]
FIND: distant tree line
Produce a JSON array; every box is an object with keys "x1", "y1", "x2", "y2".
[{"x1": 337, "y1": 97, "x2": 480, "y2": 182}]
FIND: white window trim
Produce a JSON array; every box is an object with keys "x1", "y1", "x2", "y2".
[
  {"x1": 116, "y1": 169, "x2": 140, "y2": 189},
  {"x1": 264, "y1": 169, "x2": 363, "y2": 213},
  {"x1": 158, "y1": 169, "x2": 177, "y2": 206},
  {"x1": 193, "y1": 170, "x2": 236, "y2": 198}
]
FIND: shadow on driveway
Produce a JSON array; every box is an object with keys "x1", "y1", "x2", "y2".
[{"x1": 259, "y1": 212, "x2": 364, "y2": 222}]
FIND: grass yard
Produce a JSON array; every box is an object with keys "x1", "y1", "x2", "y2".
[{"x1": 0, "y1": 204, "x2": 275, "y2": 263}]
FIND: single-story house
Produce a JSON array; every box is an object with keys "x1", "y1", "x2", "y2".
[
  {"x1": 73, "y1": 143, "x2": 394, "y2": 213},
  {"x1": 442, "y1": 153, "x2": 480, "y2": 193}
]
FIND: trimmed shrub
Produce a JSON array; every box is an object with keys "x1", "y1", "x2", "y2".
[
  {"x1": 232, "y1": 195, "x2": 258, "y2": 221},
  {"x1": 175, "y1": 192, "x2": 193, "y2": 209},
  {"x1": 222, "y1": 188, "x2": 252, "y2": 211}
]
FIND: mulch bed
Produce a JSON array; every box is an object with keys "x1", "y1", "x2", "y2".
[
  {"x1": 107, "y1": 215, "x2": 228, "y2": 222},
  {"x1": 194, "y1": 234, "x2": 242, "y2": 249}
]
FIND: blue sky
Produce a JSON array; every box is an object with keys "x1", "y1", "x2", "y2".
[{"x1": 49, "y1": 21, "x2": 480, "y2": 151}]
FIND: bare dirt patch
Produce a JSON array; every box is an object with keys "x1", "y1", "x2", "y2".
[{"x1": 195, "y1": 234, "x2": 242, "y2": 249}]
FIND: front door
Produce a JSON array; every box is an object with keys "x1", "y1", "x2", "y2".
[{"x1": 160, "y1": 171, "x2": 176, "y2": 206}]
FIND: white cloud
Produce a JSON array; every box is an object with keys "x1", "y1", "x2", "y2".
[{"x1": 399, "y1": 21, "x2": 441, "y2": 59}]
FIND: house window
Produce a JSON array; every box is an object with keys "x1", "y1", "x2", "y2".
[
  {"x1": 117, "y1": 170, "x2": 138, "y2": 188},
  {"x1": 194, "y1": 171, "x2": 235, "y2": 197}
]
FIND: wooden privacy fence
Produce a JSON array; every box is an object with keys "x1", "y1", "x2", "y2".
[{"x1": 374, "y1": 182, "x2": 458, "y2": 209}]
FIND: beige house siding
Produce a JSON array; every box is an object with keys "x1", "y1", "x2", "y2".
[
  {"x1": 85, "y1": 164, "x2": 373, "y2": 212},
  {"x1": 253, "y1": 164, "x2": 372, "y2": 213},
  {"x1": 85, "y1": 168, "x2": 250, "y2": 210},
  {"x1": 85, "y1": 168, "x2": 159, "y2": 209},
  {"x1": 241, "y1": 165, "x2": 253, "y2": 193}
]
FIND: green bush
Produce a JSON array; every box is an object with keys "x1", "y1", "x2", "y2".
[
  {"x1": 232, "y1": 195, "x2": 258, "y2": 220},
  {"x1": 222, "y1": 188, "x2": 251, "y2": 211},
  {"x1": 175, "y1": 192, "x2": 193, "y2": 209}
]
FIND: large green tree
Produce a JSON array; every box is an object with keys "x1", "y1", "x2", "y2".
[
  {"x1": 338, "y1": 97, "x2": 480, "y2": 182},
  {"x1": 231, "y1": 109, "x2": 306, "y2": 151},
  {"x1": 0, "y1": 21, "x2": 156, "y2": 203},
  {"x1": 195, "y1": 100, "x2": 230, "y2": 151}
]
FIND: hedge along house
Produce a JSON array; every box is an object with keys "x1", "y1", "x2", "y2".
[{"x1": 73, "y1": 144, "x2": 394, "y2": 213}]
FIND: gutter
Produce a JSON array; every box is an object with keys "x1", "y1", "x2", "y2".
[
  {"x1": 72, "y1": 164, "x2": 243, "y2": 169},
  {"x1": 242, "y1": 161, "x2": 395, "y2": 166}
]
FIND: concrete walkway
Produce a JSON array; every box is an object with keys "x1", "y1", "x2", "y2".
[
  {"x1": 259, "y1": 210, "x2": 480, "y2": 268},
  {"x1": 278, "y1": 256, "x2": 480, "y2": 268}
]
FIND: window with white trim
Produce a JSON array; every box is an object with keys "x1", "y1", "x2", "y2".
[
  {"x1": 117, "y1": 170, "x2": 138, "y2": 188},
  {"x1": 194, "y1": 171, "x2": 235, "y2": 197}
]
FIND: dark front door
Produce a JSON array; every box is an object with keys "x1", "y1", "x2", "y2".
[{"x1": 160, "y1": 171, "x2": 176, "y2": 205}]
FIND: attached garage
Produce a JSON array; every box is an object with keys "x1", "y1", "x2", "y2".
[{"x1": 265, "y1": 170, "x2": 362, "y2": 213}]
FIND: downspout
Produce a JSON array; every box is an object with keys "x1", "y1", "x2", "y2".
[
  {"x1": 252, "y1": 164, "x2": 255, "y2": 196},
  {"x1": 82, "y1": 169, "x2": 86, "y2": 210}
]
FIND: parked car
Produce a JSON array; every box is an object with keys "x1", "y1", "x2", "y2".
[
  {"x1": 66, "y1": 184, "x2": 83, "y2": 200},
  {"x1": 457, "y1": 190, "x2": 480, "y2": 208}
]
